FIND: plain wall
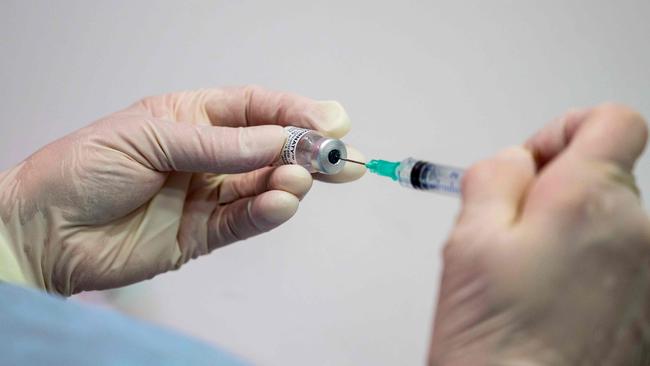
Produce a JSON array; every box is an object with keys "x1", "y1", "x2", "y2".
[{"x1": 2, "y1": 1, "x2": 650, "y2": 365}]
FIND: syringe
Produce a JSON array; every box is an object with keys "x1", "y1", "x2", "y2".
[
  {"x1": 340, "y1": 157, "x2": 464, "y2": 195},
  {"x1": 274, "y1": 127, "x2": 463, "y2": 195}
]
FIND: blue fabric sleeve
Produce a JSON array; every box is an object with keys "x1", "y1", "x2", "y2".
[{"x1": 0, "y1": 283, "x2": 249, "y2": 366}]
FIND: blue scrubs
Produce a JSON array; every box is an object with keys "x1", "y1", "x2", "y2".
[{"x1": 0, "y1": 283, "x2": 248, "y2": 366}]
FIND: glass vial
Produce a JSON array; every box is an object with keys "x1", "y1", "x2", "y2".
[{"x1": 279, "y1": 127, "x2": 347, "y2": 174}]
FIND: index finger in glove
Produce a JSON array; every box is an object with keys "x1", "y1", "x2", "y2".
[
  {"x1": 162, "y1": 86, "x2": 351, "y2": 139},
  {"x1": 525, "y1": 104, "x2": 648, "y2": 173}
]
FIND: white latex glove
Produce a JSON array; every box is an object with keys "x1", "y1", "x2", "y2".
[
  {"x1": 429, "y1": 104, "x2": 650, "y2": 365},
  {"x1": 0, "y1": 86, "x2": 365, "y2": 296}
]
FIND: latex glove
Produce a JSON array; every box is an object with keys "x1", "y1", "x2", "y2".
[
  {"x1": 0, "y1": 86, "x2": 365, "y2": 296},
  {"x1": 429, "y1": 104, "x2": 650, "y2": 365}
]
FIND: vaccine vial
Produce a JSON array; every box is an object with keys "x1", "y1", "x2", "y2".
[{"x1": 279, "y1": 127, "x2": 347, "y2": 174}]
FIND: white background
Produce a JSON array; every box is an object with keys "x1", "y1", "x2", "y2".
[{"x1": 2, "y1": 1, "x2": 650, "y2": 365}]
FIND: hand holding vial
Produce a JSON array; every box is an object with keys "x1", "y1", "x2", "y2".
[{"x1": 0, "y1": 86, "x2": 365, "y2": 295}]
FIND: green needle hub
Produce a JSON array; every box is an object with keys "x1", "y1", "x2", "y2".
[{"x1": 365, "y1": 159, "x2": 400, "y2": 181}]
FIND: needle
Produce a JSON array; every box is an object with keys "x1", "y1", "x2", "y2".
[{"x1": 339, "y1": 157, "x2": 366, "y2": 165}]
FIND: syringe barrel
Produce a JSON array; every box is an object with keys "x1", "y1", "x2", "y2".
[{"x1": 396, "y1": 157, "x2": 464, "y2": 195}]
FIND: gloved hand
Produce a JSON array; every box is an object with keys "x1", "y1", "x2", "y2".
[
  {"x1": 0, "y1": 86, "x2": 365, "y2": 296},
  {"x1": 429, "y1": 105, "x2": 650, "y2": 365}
]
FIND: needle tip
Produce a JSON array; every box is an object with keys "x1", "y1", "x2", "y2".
[{"x1": 339, "y1": 157, "x2": 366, "y2": 166}]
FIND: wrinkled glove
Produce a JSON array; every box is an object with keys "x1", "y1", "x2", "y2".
[
  {"x1": 429, "y1": 104, "x2": 650, "y2": 365},
  {"x1": 0, "y1": 86, "x2": 365, "y2": 295}
]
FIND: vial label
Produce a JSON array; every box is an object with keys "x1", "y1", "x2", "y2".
[{"x1": 281, "y1": 127, "x2": 310, "y2": 164}]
